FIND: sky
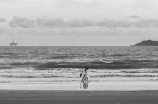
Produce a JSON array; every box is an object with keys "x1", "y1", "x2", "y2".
[{"x1": 0, "y1": 0, "x2": 158, "y2": 46}]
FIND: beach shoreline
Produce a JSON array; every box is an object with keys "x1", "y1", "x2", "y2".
[{"x1": 1, "y1": 81, "x2": 158, "y2": 91}]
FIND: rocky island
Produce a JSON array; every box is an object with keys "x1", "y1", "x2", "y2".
[{"x1": 132, "y1": 40, "x2": 158, "y2": 46}]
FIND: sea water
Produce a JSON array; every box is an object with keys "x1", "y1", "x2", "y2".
[
  {"x1": 1, "y1": 46, "x2": 158, "y2": 63},
  {"x1": 0, "y1": 46, "x2": 158, "y2": 79}
]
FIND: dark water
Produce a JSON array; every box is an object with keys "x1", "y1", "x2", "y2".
[{"x1": 0, "y1": 46, "x2": 158, "y2": 69}]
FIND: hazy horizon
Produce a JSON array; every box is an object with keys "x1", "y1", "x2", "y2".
[{"x1": 0, "y1": 0, "x2": 158, "y2": 46}]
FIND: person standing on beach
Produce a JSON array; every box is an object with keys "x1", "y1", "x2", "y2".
[{"x1": 80, "y1": 66, "x2": 89, "y2": 88}]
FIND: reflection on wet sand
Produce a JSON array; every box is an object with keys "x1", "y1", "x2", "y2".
[
  {"x1": 1, "y1": 82, "x2": 158, "y2": 91},
  {"x1": 80, "y1": 82, "x2": 88, "y2": 89}
]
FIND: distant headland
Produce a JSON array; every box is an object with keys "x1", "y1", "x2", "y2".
[{"x1": 132, "y1": 40, "x2": 158, "y2": 46}]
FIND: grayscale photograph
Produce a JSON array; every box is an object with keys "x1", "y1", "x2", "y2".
[{"x1": 0, "y1": 0, "x2": 158, "y2": 104}]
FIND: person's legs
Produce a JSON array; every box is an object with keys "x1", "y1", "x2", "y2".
[
  {"x1": 80, "y1": 75, "x2": 86, "y2": 88},
  {"x1": 86, "y1": 76, "x2": 88, "y2": 82}
]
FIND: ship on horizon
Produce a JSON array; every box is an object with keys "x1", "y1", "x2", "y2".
[{"x1": 10, "y1": 40, "x2": 18, "y2": 46}]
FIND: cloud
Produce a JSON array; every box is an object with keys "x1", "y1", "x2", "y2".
[
  {"x1": 8, "y1": 16, "x2": 158, "y2": 28},
  {"x1": 36, "y1": 18, "x2": 65, "y2": 28},
  {"x1": 0, "y1": 18, "x2": 6, "y2": 23},
  {"x1": 1, "y1": 0, "x2": 158, "y2": 22},
  {"x1": 65, "y1": 19, "x2": 95, "y2": 27},
  {"x1": 9, "y1": 16, "x2": 96, "y2": 28},
  {"x1": 17, "y1": 29, "x2": 55, "y2": 36},
  {"x1": 5, "y1": 29, "x2": 17, "y2": 37},
  {"x1": 133, "y1": 19, "x2": 158, "y2": 28},
  {"x1": 5, "y1": 23, "x2": 158, "y2": 38},
  {"x1": 0, "y1": 27, "x2": 5, "y2": 35},
  {"x1": 9, "y1": 16, "x2": 35, "y2": 28},
  {"x1": 130, "y1": 15, "x2": 141, "y2": 19}
]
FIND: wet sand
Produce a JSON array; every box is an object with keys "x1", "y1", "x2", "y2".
[
  {"x1": 1, "y1": 82, "x2": 158, "y2": 104},
  {"x1": 0, "y1": 90, "x2": 158, "y2": 104},
  {"x1": 1, "y1": 82, "x2": 158, "y2": 91}
]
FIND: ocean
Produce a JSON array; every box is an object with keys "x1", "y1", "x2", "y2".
[
  {"x1": 0, "y1": 46, "x2": 158, "y2": 65},
  {"x1": 0, "y1": 46, "x2": 158, "y2": 80}
]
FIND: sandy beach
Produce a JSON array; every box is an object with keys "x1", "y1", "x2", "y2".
[
  {"x1": 0, "y1": 90, "x2": 158, "y2": 104},
  {"x1": 0, "y1": 81, "x2": 158, "y2": 104},
  {"x1": 1, "y1": 81, "x2": 158, "y2": 91}
]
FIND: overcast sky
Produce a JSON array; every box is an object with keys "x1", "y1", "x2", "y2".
[{"x1": 0, "y1": 0, "x2": 158, "y2": 46}]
